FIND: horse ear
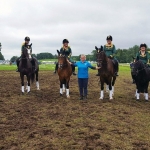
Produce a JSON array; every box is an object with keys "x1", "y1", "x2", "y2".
[
  {"x1": 95, "y1": 46, "x2": 98, "y2": 50},
  {"x1": 101, "y1": 46, "x2": 103, "y2": 51},
  {"x1": 57, "y1": 50, "x2": 60, "y2": 55}
]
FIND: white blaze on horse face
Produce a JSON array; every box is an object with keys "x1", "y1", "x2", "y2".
[
  {"x1": 100, "y1": 90, "x2": 104, "y2": 99},
  {"x1": 27, "y1": 86, "x2": 30, "y2": 93},
  {"x1": 21, "y1": 86, "x2": 24, "y2": 93},
  {"x1": 145, "y1": 93, "x2": 148, "y2": 100},
  {"x1": 60, "y1": 88, "x2": 63, "y2": 94},
  {"x1": 27, "y1": 49, "x2": 31, "y2": 58},
  {"x1": 109, "y1": 90, "x2": 113, "y2": 100},
  {"x1": 66, "y1": 89, "x2": 69, "y2": 96}
]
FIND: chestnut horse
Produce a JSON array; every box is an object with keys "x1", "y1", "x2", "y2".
[
  {"x1": 19, "y1": 44, "x2": 39, "y2": 94},
  {"x1": 57, "y1": 50, "x2": 72, "y2": 98},
  {"x1": 95, "y1": 46, "x2": 116, "y2": 100}
]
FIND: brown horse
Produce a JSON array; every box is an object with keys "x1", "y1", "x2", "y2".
[
  {"x1": 57, "y1": 50, "x2": 72, "y2": 98},
  {"x1": 95, "y1": 46, "x2": 116, "y2": 100},
  {"x1": 19, "y1": 44, "x2": 39, "y2": 94}
]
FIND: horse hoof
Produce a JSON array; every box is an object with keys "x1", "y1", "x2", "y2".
[
  {"x1": 37, "y1": 88, "x2": 40, "y2": 90},
  {"x1": 60, "y1": 93, "x2": 62, "y2": 96},
  {"x1": 67, "y1": 95, "x2": 70, "y2": 99},
  {"x1": 109, "y1": 98, "x2": 113, "y2": 100},
  {"x1": 99, "y1": 97, "x2": 103, "y2": 100},
  {"x1": 28, "y1": 92, "x2": 30, "y2": 94},
  {"x1": 22, "y1": 92, "x2": 24, "y2": 95}
]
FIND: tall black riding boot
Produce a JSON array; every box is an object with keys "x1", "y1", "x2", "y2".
[
  {"x1": 114, "y1": 60, "x2": 119, "y2": 76},
  {"x1": 16, "y1": 58, "x2": 20, "y2": 72},
  {"x1": 53, "y1": 63, "x2": 58, "y2": 74},
  {"x1": 71, "y1": 65, "x2": 76, "y2": 75},
  {"x1": 33, "y1": 57, "x2": 38, "y2": 72}
]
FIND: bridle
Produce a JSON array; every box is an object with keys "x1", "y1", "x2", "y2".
[
  {"x1": 132, "y1": 60, "x2": 147, "y2": 75},
  {"x1": 58, "y1": 55, "x2": 68, "y2": 69},
  {"x1": 96, "y1": 51, "x2": 107, "y2": 67}
]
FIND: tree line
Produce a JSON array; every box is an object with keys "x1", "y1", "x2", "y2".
[{"x1": 2, "y1": 45, "x2": 150, "y2": 63}]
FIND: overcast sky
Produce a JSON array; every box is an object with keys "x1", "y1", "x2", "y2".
[{"x1": 0, "y1": 0, "x2": 150, "y2": 59}]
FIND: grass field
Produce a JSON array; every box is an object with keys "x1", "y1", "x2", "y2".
[
  {"x1": 0, "y1": 64, "x2": 130, "y2": 71},
  {"x1": 1, "y1": 65, "x2": 150, "y2": 149}
]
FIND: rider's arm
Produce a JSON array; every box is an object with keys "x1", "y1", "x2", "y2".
[
  {"x1": 112, "y1": 45, "x2": 116, "y2": 56},
  {"x1": 68, "y1": 47, "x2": 72, "y2": 58}
]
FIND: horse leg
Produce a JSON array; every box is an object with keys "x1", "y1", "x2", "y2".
[
  {"x1": 144, "y1": 82, "x2": 149, "y2": 101},
  {"x1": 136, "y1": 85, "x2": 140, "y2": 100},
  {"x1": 35, "y1": 71, "x2": 40, "y2": 90},
  {"x1": 112, "y1": 76, "x2": 116, "y2": 95},
  {"x1": 99, "y1": 78, "x2": 104, "y2": 100},
  {"x1": 63, "y1": 84, "x2": 65, "y2": 93},
  {"x1": 109, "y1": 79, "x2": 113, "y2": 100},
  {"x1": 27, "y1": 75, "x2": 30, "y2": 93},
  {"x1": 106, "y1": 84, "x2": 109, "y2": 93},
  {"x1": 66, "y1": 79, "x2": 70, "y2": 98},
  {"x1": 20, "y1": 73, "x2": 24, "y2": 94},
  {"x1": 60, "y1": 81, "x2": 63, "y2": 96}
]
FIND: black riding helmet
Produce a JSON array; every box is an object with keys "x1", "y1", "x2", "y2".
[
  {"x1": 25, "y1": 36, "x2": 30, "y2": 41},
  {"x1": 63, "y1": 39, "x2": 69, "y2": 44},
  {"x1": 106, "y1": 35, "x2": 113, "y2": 41},
  {"x1": 140, "y1": 43, "x2": 147, "y2": 48}
]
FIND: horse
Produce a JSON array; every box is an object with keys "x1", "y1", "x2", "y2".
[
  {"x1": 132, "y1": 57, "x2": 150, "y2": 100},
  {"x1": 19, "y1": 44, "x2": 39, "y2": 94},
  {"x1": 57, "y1": 50, "x2": 72, "y2": 98},
  {"x1": 95, "y1": 46, "x2": 116, "y2": 100}
]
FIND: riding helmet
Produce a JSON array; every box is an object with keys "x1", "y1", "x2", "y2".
[
  {"x1": 63, "y1": 39, "x2": 69, "y2": 44},
  {"x1": 106, "y1": 35, "x2": 113, "y2": 41},
  {"x1": 24, "y1": 36, "x2": 30, "y2": 41},
  {"x1": 140, "y1": 43, "x2": 147, "y2": 48}
]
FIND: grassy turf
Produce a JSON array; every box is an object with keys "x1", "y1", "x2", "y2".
[{"x1": 0, "y1": 64, "x2": 130, "y2": 72}]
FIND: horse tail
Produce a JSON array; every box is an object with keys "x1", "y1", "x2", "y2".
[{"x1": 30, "y1": 72, "x2": 35, "y2": 83}]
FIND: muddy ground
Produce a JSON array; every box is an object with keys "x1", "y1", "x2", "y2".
[{"x1": 0, "y1": 70, "x2": 150, "y2": 150}]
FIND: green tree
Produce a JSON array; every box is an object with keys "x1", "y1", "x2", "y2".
[
  {"x1": 10, "y1": 56, "x2": 18, "y2": 62},
  {"x1": 0, "y1": 52, "x2": 4, "y2": 60}
]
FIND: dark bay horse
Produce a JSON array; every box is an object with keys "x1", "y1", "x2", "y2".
[
  {"x1": 95, "y1": 46, "x2": 116, "y2": 100},
  {"x1": 19, "y1": 44, "x2": 39, "y2": 94},
  {"x1": 57, "y1": 50, "x2": 72, "y2": 98},
  {"x1": 132, "y1": 57, "x2": 150, "y2": 100}
]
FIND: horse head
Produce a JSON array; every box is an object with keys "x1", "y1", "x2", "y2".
[
  {"x1": 57, "y1": 50, "x2": 67, "y2": 69},
  {"x1": 95, "y1": 46, "x2": 106, "y2": 67},
  {"x1": 132, "y1": 56, "x2": 145, "y2": 76},
  {"x1": 22, "y1": 43, "x2": 32, "y2": 59}
]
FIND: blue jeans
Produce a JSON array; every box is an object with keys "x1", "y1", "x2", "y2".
[{"x1": 78, "y1": 78, "x2": 88, "y2": 96}]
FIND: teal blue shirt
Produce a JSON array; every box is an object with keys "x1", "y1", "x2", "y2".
[{"x1": 74, "y1": 61, "x2": 95, "y2": 78}]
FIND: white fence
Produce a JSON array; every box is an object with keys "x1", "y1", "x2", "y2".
[{"x1": 0, "y1": 60, "x2": 10, "y2": 65}]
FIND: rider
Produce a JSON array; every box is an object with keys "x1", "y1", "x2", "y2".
[
  {"x1": 54, "y1": 39, "x2": 76, "y2": 75},
  {"x1": 96, "y1": 35, "x2": 119, "y2": 76},
  {"x1": 131, "y1": 43, "x2": 149, "y2": 84},
  {"x1": 16, "y1": 36, "x2": 38, "y2": 72}
]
